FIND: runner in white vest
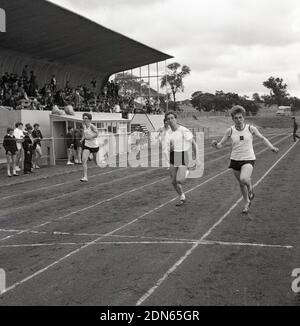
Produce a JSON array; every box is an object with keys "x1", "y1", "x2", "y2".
[
  {"x1": 80, "y1": 112, "x2": 99, "y2": 182},
  {"x1": 165, "y1": 111, "x2": 200, "y2": 206},
  {"x1": 212, "y1": 105, "x2": 279, "y2": 213}
]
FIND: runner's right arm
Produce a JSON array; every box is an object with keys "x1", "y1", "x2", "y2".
[{"x1": 212, "y1": 128, "x2": 231, "y2": 149}]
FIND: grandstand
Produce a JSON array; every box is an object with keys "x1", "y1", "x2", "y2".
[
  {"x1": 0, "y1": 0, "x2": 172, "y2": 92},
  {"x1": 0, "y1": 0, "x2": 172, "y2": 164}
]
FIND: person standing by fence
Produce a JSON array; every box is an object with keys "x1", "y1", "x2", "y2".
[
  {"x1": 3, "y1": 127, "x2": 19, "y2": 177},
  {"x1": 32, "y1": 123, "x2": 43, "y2": 169},
  {"x1": 13, "y1": 122, "x2": 24, "y2": 172},
  {"x1": 22, "y1": 124, "x2": 35, "y2": 174},
  {"x1": 292, "y1": 117, "x2": 300, "y2": 142}
]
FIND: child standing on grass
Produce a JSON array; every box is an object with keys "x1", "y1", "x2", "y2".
[{"x1": 3, "y1": 127, "x2": 19, "y2": 177}]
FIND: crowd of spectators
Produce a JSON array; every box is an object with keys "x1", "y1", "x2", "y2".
[{"x1": 0, "y1": 66, "x2": 164, "y2": 115}]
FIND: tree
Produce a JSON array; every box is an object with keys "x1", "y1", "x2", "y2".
[
  {"x1": 252, "y1": 93, "x2": 263, "y2": 103},
  {"x1": 289, "y1": 96, "x2": 300, "y2": 114},
  {"x1": 262, "y1": 76, "x2": 290, "y2": 106},
  {"x1": 191, "y1": 90, "x2": 260, "y2": 115},
  {"x1": 161, "y1": 62, "x2": 191, "y2": 108},
  {"x1": 191, "y1": 91, "x2": 216, "y2": 111}
]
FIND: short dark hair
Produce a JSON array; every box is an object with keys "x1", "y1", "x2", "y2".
[
  {"x1": 25, "y1": 123, "x2": 33, "y2": 131},
  {"x1": 7, "y1": 127, "x2": 13, "y2": 133},
  {"x1": 15, "y1": 122, "x2": 23, "y2": 128},
  {"x1": 165, "y1": 111, "x2": 177, "y2": 119},
  {"x1": 67, "y1": 126, "x2": 73, "y2": 130},
  {"x1": 230, "y1": 105, "x2": 246, "y2": 118},
  {"x1": 33, "y1": 123, "x2": 39, "y2": 128},
  {"x1": 82, "y1": 112, "x2": 92, "y2": 120}
]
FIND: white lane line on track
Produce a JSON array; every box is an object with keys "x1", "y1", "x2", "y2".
[
  {"x1": 0, "y1": 240, "x2": 292, "y2": 249},
  {"x1": 0, "y1": 135, "x2": 291, "y2": 296},
  {"x1": 0, "y1": 168, "x2": 162, "y2": 214},
  {"x1": 0, "y1": 134, "x2": 284, "y2": 199},
  {"x1": 135, "y1": 139, "x2": 298, "y2": 306},
  {"x1": 0, "y1": 133, "x2": 283, "y2": 216},
  {"x1": 0, "y1": 229, "x2": 293, "y2": 250},
  {"x1": 0, "y1": 169, "x2": 116, "y2": 201},
  {"x1": 0, "y1": 169, "x2": 229, "y2": 296},
  {"x1": 0, "y1": 177, "x2": 168, "y2": 242},
  {"x1": 0, "y1": 134, "x2": 290, "y2": 243}
]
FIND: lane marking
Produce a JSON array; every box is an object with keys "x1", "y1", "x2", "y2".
[
  {"x1": 0, "y1": 135, "x2": 291, "y2": 296},
  {"x1": 0, "y1": 134, "x2": 282, "y2": 199},
  {"x1": 0, "y1": 168, "x2": 162, "y2": 214},
  {"x1": 135, "y1": 139, "x2": 298, "y2": 306},
  {"x1": 0, "y1": 134, "x2": 284, "y2": 217},
  {"x1": 0, "y1": 177, "x2": 168, "y2": 242},
  {"x1": 0, "y1": 240, "x2": 292, "y2": 249},
  {"x1": 0, "y1": 134, "x2": 290, "y2": 245},
  {"x1": 0, "y1": 169, "x2": 230, "y2": 296}
]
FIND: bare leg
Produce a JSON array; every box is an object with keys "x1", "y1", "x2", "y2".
[
  {"x1": 6, "y1": 154, "x2": 12, "y2": 176},
  {"x1": 170, "y1": 165, "x2": 182, "y2": 196},
  {"x1": 240, "y1": 164, "x2": 254, "y2": 196},
  {"x1": 12, "y1": 154, "x2": 17, "y2": 174},
  {"x1": 35, "y1": 145, "x2": 42, "y2": 167},
  {"x1": 78, "y1": 147, "x2": 82, "y2": 164},
  {"x1": 81, "y1": 149, "x2": 90, "y2": 180},
  {"x1": 67, "y1": 148, "x2": 74, "y2": 165},
  {"x1": 233, "y1": 169, "x2": 250, "y2": 206}
]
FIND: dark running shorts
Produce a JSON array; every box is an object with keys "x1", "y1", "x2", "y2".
[
  {"x1": 170, "y1": 151, "x2": 189, "y2": 167},
  {"x1": 229, "y1": 160, "x2": 255, "y2": 171},
  {"x1": 6, "y1": 150, "x2": 17, "y2": 156},
  {"x1": 83, "y1": 145, "x2": 99, "y2": 153}
]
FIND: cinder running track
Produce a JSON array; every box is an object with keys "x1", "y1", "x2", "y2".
[{"x1": 0, "y1": 133, "x2": 299, "y2": 306}]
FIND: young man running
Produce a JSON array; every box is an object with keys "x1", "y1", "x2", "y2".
[
  {"x1": 212, "y1": 105, "x2": 279, "y2": 213},
  {"x1": 165, "y1": 111, "x2": 200, "y2": 206},
  {"x1": 80, "y1": 113, "x2": 99, "y2": 182}
]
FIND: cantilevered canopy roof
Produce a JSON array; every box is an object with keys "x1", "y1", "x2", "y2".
[{"x1": 0, "y1": 0, "x2": 172, "y2": 74}]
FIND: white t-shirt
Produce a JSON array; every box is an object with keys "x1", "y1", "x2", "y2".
[
  {"x1": 230, "y1": 124, "x2": 256, "y2": 160},
  {"x1": 84, "y1": 124, "x2": 99, "y2": 148},
  {"x1": 167, "y1": 126, "x2": 193, "y2": 152},
  {"x1": 14, "y1": 128, "x2": 24, "y2": 150}
]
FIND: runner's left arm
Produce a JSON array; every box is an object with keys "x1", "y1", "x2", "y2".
[{"x1": 251, "y1": 126, "x2": 279, "y2": 152}]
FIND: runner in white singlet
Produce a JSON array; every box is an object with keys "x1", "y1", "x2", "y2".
[
  {"x1": 80, "y1": 112, "x2": 99, "y2": 182},
  {"x1": 212, "y1": 105, "x2": 279, "y2": 213},
  {"x1": 165, "y1": 111, "x2": 200, "y2": 207}
]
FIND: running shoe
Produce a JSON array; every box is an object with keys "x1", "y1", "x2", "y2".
[
  {"x1": 176, "y1": 199, "x2": 186, "y2": 207},
  {"x1": 80, "y1": 177, "x2": 88, "y2": 182},
  {"x1": 242, "y1": 202, "x2": 251, "y2": 214}
]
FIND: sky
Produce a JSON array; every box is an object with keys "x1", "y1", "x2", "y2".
[{"x1": 49, "y1": 0, "x2": 300, "y2": 100}]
